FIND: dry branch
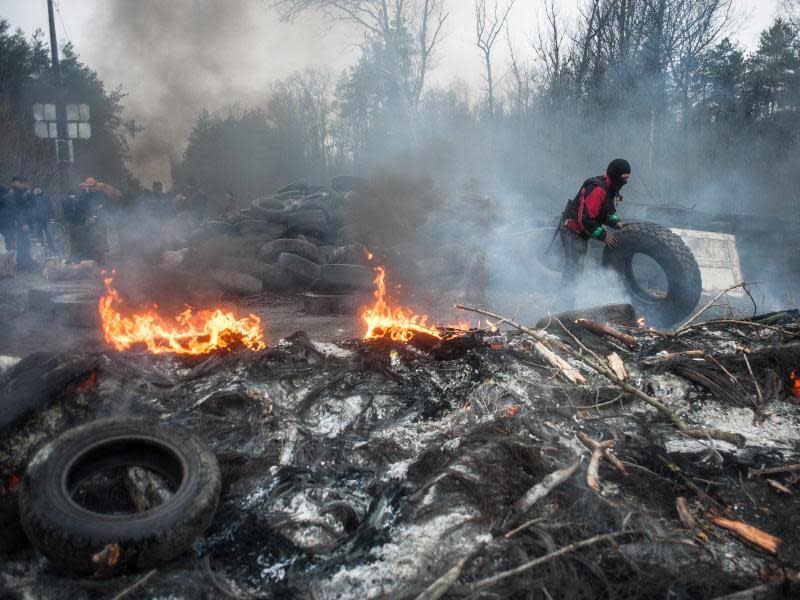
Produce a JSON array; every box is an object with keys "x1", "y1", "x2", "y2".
[
  {"x1": 467, "y1": 531, "x2": 638, "y2": 592},
  {"x1": 705, "y1": 514, "x2": 780, "y2": 555},
  {"x1": 534, "y1": 341, "x2": 586, "y2": 384},
  {"x1": 750, "y1": 464, "x2": 800, "y2": 477},
  {"x1": 415, "y1": 541, "x2": 487, "y2": 600},
  {"x1": 676, "y1": 497, "x2": 708, "y2": 541},
  {"x1": 575, "y1": 318, "x2": 638, "y2": 349},
  {"x1": 675, "y1": 282, "x2": 750, "y2": 334},
  {"x1": 766, "y1": 479, "x2": 792, "y2": 495},
  {"x1": 587, "y1": 440, "x2": 614, "y2": 492},
  {"x1": 578, "y1": 432, "x2": 627, "y2": 475},
  {"x1": 110, "y1": 570, "x2": 158, "y2": 600},
  {"x1": 455, "y1": 304, "x2": 746, "y2": 447},
  {"x1": 641, "y1": 350, "x2": 705, "y2": 365},
  {"x1": 607, "y1": 353, "x2": 628, "y2": 381},
  {"x1": 513, "y1": 458, "x2": 582, "y2": 516}
]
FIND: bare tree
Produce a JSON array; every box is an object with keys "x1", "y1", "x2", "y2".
[
  {"x1": 475, "y1": 0, "x2": 516, "y2": 117},
  {"x1": 270, "y1": 0, "x2": 448, "y2": 110},
  {"x1": 531, "y1": 0, "x2": 569, "y2": 106},
  {"x1": 506, "y1": 29, "x2": 535, "y2": 115},
  {"x1": 781, "y1": 0, "x2": 800, "y2": 32}
]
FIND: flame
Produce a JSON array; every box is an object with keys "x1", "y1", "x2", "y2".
[
  {"x1": 791, "y1": 370, "x2": 800, "y2": 398},
  {"x1": 99, "y1": 276, "x2": 266, "y2": 354},
  {"x1": 637, "y1": 317, "x2": 646, "y2": 328},
  {"x1": 360, "y1": 266, "x2": 467, "y2": 342}
]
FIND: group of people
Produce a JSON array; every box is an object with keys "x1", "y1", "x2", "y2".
[
  {"x1": 0, "y1": 175, "x2": 215, "y2": 274},
  {"x1": 0, "y1": 176, "x2": 57, "y2": 271}
]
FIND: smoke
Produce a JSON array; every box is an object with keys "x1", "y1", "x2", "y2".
[{"x1": 85, "y1": 0, "x2": 357, "y2": 186}]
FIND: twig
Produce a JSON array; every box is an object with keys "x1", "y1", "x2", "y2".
[
  {"x1": 659, "y1": 455, "x2": 726, "y2": 513},
  {"x1": 415, "y1": 541, "x2": 487, "y2": 600},
  {"x1": 586, "y1": 440, "x2": 615, "y2": 492},
  {"x1": 467, "y1": 531, "x2": 638, "y2": 592},
  {"x1": 680, "y1": 319, "x2": 800, "y2": 338},
  {"x1": 676, "y1": 497, "x2": 708, "y2": 541},
  {"x1": 511, "y1": 458, "x2": 582, "y2": 517},
  {"x1": 742, "y1": 352, "x2": 764, "y2": 415},
  {"x1": 641, "y1": 350, "x2": 705, "y2": 365},
  {"x1": 574, "y1": 393, "x2": 626, "y2": 411},
  {"x1": 577, "y1": 431, "x2": 627, "y2": 475},
  {"x1": 455, "y1": 304, "x2": 746, "y2": 447},
  {"x1": 750, "y1": 463, "x2": 800, "y2": 477},
  {"x1": 533, "y1": 341, "x2": 586, "y2": 384},
  {"x1": 705, "y1": 514, "x2": 780, "y2": 555},
  {"x1": 110, "y1": 570, "x2": 157, "y2": 600},
  {"x1": 675, "y1": 283, "x2": 750, "y2": 334},
  {"x1": 575, "y1": 318, "x2": 639, "y2": 350},
  {"x1": 767, "y1": 479, "x2": 793, "y2": 494},
  {"x1": 504, "y1": 517, "x2": 545, "y2": 540}
]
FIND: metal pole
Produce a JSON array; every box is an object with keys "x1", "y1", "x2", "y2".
[{"x1": 47, "y1": 0, "x2": 71, "y2": 196}]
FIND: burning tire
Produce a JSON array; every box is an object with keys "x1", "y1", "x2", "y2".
[
  {"x1": 18, "y1": 417, "x2": 220, "y2": 576},
  {"x1": 312, "y1": 264, "x2": 375, "y2": 293},
  {"x1": 278, "y1": 252, "x2": 321, "y2": 287},
  {"x1": 602, "y1": 222, "x2": 701, "y2": 327}
]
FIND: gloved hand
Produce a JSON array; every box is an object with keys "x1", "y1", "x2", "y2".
[{"x1": 605, "y1": 232, "x2": 619, "y2": 248}]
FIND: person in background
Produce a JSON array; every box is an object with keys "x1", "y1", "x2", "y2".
[
  {"x1": 31, "y1": 186, "x2": 56, "y2": 253},
  {"x1": 183, "y1": 177, "x2": 209, "y2": 222},
  {"x1": 69, "y1": 177, "x2": 122, "y2": 263},
  {"x1": 554, "y1": 158, "x2": 631, "y2": 310},
  {"x1": 220, "y1": 190, "x2": 237, "y2": 220},
  {"x1": 137, "y1": 181, "x2": 176, "y2": 219},
  {"x1": 3, "y1": 176, "x2": 35, "y2": 271}
]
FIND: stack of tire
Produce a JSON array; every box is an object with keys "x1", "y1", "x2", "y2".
[{"x1": 186, "y1": 177, "x2": 376, "y2": 303}]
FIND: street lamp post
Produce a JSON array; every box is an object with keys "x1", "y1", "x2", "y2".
[{"x1": 47, "y1": 0, "x2": 71, "y2": 196}]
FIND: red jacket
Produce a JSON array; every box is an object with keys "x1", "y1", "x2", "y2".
[{"x1": 563, "y1": 175, "x2": 621, "y2": 240}]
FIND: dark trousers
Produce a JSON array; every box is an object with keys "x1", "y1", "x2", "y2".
[{"x1": 554, "y1": 227, "x2": 588, "y2": 310}]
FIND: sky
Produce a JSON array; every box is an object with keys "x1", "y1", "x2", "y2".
[{"x1": 0, "y1": 0, "x2": 783, "y2": 184}]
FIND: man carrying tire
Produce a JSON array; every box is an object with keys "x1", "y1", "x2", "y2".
[{"x1": 554, "y1": 158, "x2": 631, "y2": 310}]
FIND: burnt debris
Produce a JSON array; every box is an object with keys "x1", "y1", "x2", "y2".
[{"x1": 1, "y1": 309, "x2": 799, "y2": 599}]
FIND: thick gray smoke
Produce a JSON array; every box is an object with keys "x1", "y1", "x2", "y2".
[{"x1": 87, "y1": 0, "x2": 355, "y2": 186}]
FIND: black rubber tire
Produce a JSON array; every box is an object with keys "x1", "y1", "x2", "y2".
[
  {"x1": 252, "y1": 198, "x2": 286, "y2": 212},
  {"x1": 261, "y1": 263, "x2": 295, "y2": 292},
  {"x1": 260, "y1": 238, "x2": 325, "y2": 265},
  {"x1": 602, "y1": 222, "x2": 701, "y2": 327},
  {"x1": 18, "y1": 417, "x2": 220, "y2": 576},
  {"x1": 278, "y1": 252, "x2": 321, "y2": 286},
  {"x1": 286, "y1": 209, "x2": 329, "y2": 237},
  {"x1": 236, "y1": 220, "x2": 287, "y2": 238},
  {"x1": 312, "y1": 263, "x2": 375, "y2": 293},
  {"x1": 275, "y1": 180, "x2": 307, "y2": 195}
]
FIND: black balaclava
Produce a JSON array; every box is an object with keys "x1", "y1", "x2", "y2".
[{"x1": 606, "y1": 159, "x2": 631, "y2": 195}]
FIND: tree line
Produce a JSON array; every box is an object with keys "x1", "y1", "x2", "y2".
[{"x1": 2, "y1": 2, "x2": 798, "y2": 217}]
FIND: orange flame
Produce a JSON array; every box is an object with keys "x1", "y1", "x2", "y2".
[
  {"x1": 360, "y1": 266, "x2": 468, "y2": 342},
  {"x1": 791, "y1": 370, "x2": 800, "y2": 398},
  {"x1": 99, "y1": 276, "x2": 266, "y2": 354}
]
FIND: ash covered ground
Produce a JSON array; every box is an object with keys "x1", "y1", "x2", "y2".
[{"x1": 1, "y1": 308, "x2": 799, "y2": 599}]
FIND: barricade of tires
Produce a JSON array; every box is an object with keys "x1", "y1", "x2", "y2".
[{"x1": 164, "y1": 178, "x2": 376, "y2": 302}]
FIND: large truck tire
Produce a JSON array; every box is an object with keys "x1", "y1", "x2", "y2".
[
  {"x1": 260, "y1": 238, "x2": 325, "y2": 265},
  {"x1": 278, "y1": 252, "x2": 321, "y2": 287},
  {"x1": 18, "y1": 417, "x2": 220, "y2": 576},
  {"x1": 602, "y1": 222, "x2": 701, "y2": 327},
  {"x1": 312, "y1": 264, "x2": 375, "y2": 293}
]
